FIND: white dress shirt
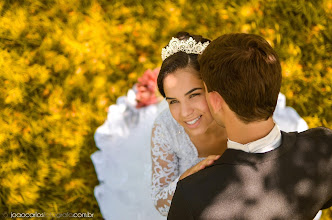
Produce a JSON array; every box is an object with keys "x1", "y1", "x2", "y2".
[{"x1": 227, "y1": 124, "x2": 282, "y2": 153}]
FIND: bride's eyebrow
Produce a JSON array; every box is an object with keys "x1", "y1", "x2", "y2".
[
  {"x1": 185, "y1": 88, "x2": 202, "y2": 96},
  {"x1": 165, "y1": 97, "x2": 176, "y2": 101},
  {"x1": 165, "y1": 88, "x2": 202, "y2": 100}
]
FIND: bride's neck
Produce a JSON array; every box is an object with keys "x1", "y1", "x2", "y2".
[
  {"x1": 189, "y1": 121, "x2": 227, "y2": 157},
  {"x1": 200, "y1": 120, "x2": 225, "y2": 138}
]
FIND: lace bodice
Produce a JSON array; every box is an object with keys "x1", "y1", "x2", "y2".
[{"x1": 151, "y1": 108, "x2": 204, "y2": 216}]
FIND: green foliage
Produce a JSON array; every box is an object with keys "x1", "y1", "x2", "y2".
[{"x1": 0, "y1": 0, "x2": 331, "y2": 218}]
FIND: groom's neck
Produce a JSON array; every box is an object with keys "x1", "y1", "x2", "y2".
[{"x1": 226, "y1": 116, "x2": 275, "y2": 145}]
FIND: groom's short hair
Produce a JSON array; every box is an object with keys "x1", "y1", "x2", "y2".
[{"x1": 199, "y1": 33, "x2": 282, "y2": 123}]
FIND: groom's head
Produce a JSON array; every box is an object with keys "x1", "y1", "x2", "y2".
[{"x1": 199, "y1": 33, "x2": 281, "y2": 124}]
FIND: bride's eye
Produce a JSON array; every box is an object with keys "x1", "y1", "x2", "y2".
[
  {"x1": 169, "y1": 100, "x2": 178, "y2": 104},
  {"x1": 189, "y1": 93, "x2": 200, "y2": 99}
]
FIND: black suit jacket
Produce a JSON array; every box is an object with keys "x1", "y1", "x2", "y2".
[{"x1": 168, "y1": 127, "x2": 332, "y2": 220}]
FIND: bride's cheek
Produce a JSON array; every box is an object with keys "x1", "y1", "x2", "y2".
[
  {"x1": 169, "y1": 105, "x2": 180, "y2": 119},
  {"x1": 197, "y1": 97, "x2": 207, "y2": 105}
]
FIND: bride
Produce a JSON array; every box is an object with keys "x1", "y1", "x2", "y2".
[{"x1": 91, "y1": 32, "x2": 309, "y2": 220}]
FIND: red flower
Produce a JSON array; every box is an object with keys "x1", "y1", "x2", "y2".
[{"x1": 136, "y1": 68, "x2": 160, "y2": 108}]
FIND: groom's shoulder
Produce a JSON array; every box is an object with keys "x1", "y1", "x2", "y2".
[
  {"x1": 177, "y1": 161, "x2": 230, "y2": 192},
  {"x1": 293, "y1": 127, "x2": 332, "y2": 153},
  {"x1": 296, "y1": 127, "x2": 332, "y2": 141}
]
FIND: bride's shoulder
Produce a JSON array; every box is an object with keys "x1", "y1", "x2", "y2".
[{"x1": 154, "y1": 108, "x2": 177, "y2": 127}]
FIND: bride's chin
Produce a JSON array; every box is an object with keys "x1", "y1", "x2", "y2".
[{"x1": 186, "y1": 127, "x2": 207, "y2": 137}]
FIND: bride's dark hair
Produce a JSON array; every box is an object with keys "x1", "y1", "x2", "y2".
[{"x1": 157, "y1": 32, "x2": 210, "y2": 97}]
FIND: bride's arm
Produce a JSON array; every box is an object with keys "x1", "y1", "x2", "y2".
[{"x1": 151, "y1": 123, "x2": 179, "y2": 216}]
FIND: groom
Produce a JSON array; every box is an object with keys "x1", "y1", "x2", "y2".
[{"x1": 168, "y1": 33, "x2": 332, "y2": 219}]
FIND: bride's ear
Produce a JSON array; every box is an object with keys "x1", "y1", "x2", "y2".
[{"x1": 207, "y1": 91, "x2": 223, "y2": 113}]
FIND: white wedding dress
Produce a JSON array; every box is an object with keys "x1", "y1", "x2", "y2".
[
  {"x1": 91, "y1": 89, "x2": 309, "y2": 219},
  {"x1": 92, "y1": 88, "x2": 167, "y2": 220}
]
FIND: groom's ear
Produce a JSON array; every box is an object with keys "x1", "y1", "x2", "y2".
[{"x1": 207, "y1": 91, "x2": 223, "y2": 113}]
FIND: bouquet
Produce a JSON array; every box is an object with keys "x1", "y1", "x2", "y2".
[{"x1": 135, "y1": 68, "x2": 161, "y2": 108}]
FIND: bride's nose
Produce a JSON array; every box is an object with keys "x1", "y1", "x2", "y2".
[{"x1": 180, "y1": 102, "x2": 194, "y2": 118}]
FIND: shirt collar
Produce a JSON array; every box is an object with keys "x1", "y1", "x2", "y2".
[{"x1": 227, "y1": 124, "x2": 282, "y2": 153}]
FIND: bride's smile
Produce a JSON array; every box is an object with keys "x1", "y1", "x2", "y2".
[{"x1": 185, "y1": 115, "x2": 201, "y2": 125}]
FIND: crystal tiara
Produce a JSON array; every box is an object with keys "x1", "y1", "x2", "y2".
[{"x1": 161, "y1": 37, "x2": 210, "y2": 61}]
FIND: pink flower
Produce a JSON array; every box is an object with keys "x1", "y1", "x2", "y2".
[{"x1": 136, "y1": 68, "x2": 160, "y2": 108}]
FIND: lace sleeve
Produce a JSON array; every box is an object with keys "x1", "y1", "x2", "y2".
[{"x1": 151, "y1": 122, "x2": 179, "y2": 216}]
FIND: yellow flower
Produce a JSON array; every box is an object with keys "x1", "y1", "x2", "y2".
[{"x1": 240, "y1": 6, "x2": 254, "y2": 17}]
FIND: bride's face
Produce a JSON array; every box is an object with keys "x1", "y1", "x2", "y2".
[{"x1": 163, "y1": 67, "x2": 215, "y2": 136}]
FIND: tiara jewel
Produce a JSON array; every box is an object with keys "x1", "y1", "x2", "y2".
[{"x1": 161, "y1": 37, "x2": 210, "y2": 61}]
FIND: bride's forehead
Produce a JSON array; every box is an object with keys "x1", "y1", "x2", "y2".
[
  {"x1": 163, "y1": 72, "x2": 203, "y2": 97},
  {"x1": 164, "y1": 72, "x2": 202, "y2": 88},
  {"x1": 165, "y1": 68, "x2": 201, "y2": 83}
]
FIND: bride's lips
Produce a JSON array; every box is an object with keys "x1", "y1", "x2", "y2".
[{"x1": 184, "y1": 115, "x2": 202, "y2": 128}]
